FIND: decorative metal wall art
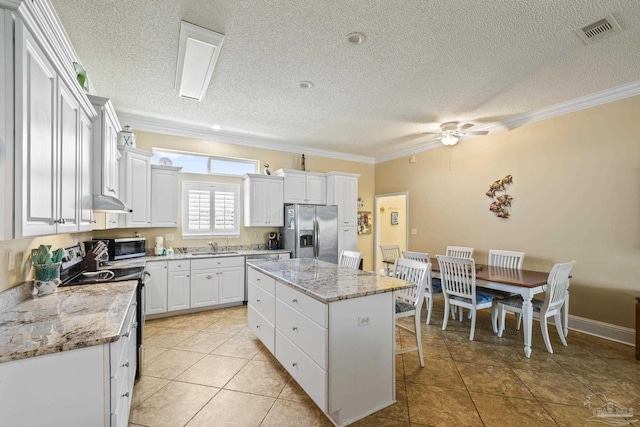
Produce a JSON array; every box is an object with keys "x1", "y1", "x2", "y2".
[{"x1": 486, "y1": 175, "x2": 513, "y2": 218}]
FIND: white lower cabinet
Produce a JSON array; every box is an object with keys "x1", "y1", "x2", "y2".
[
  {"x1": 338, "y1": 226, "x2": 358, "y2": 256},
  {"x1": 0, "y1": 298, "x2": 137, "y2": 427},
  {"x1": 147, "y1": 256, "x2": 245, "y2": 316},
  {"x1": 247, "y1": 266, "x2": 395, "y2": 427},
  {"x1": 145, "y1": 261, "x2": 168, "y2": 315},
  {"x1": 168, "y1": 260, "x2": 190, "y2": 312}
]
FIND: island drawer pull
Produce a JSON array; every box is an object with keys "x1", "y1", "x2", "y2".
[
  {"x1": 292, "y1": 326, "x2": 298, "y2": 331},
  {"x1": 292, "y1": 299, "x2": 298, "y2": 303},
  {"x1": 122, "y1": 361, "x2": 129, "y2": 368},
  {"x1": 256, "y1": 299, "x2": 261, "y2": 303},
  {"x1": 123, "y1": 332, "x2": 130, "y2": 338},
  {"x1": 122, "y1": 392, "x2": 130, "y2": 398},
  {"x1": 256, "y1": 325, "x2": 261, "y2": 329},
  {"x1": 292, "y1": 362, "x2": 297, "y2": 368}
]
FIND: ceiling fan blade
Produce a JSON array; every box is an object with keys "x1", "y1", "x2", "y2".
[
  {"x1": 421, "y1": 131, "x2": 442, "y2": 135},
  {"x1": 458, "y1": 123, "x2": 474, "y2": 131},
  {"x1": 459, "y1": 130, "x2": 489, "y2": 136}
]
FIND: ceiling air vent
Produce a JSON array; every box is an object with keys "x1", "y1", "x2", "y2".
[{"x1": 574, "y1": 14, "x2": 623, "y2": 45}]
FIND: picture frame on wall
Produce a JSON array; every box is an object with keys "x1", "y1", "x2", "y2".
[{"x1": 391, "y1": 212, "x2": 399, "y2": 225}]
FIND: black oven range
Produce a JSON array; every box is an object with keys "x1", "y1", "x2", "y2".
[{"x1": 59, "y1": 245, "x2": 148, "y2": 378}]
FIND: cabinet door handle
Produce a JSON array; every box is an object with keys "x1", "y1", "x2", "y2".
[
  {"x1": 256, "y1": 325, "x2": 261, "y2": 329},
  {"x1": 256, "y1": 278, "x2": 261, "y2": 282},
  {"x1": 292, "y1": 362, "x2": 297, "y2": 368},
  {"x1": 122, "y1": 392, "x2": 130, "y2": 398},
  {"x1": 292, "y1": 299, "x2": 298, "y2": 303},
  {"x1": 123, "y1": 332, "x2": 130, "y2": 338},
  {"x1": 292, "y1": 326, "x2": 298, "y2": 331},
  {"x1": 256, "y1": 299, "x2": 261, "y2": 303},
  {"x1": 122, "y1": 361, "x2": 130, "y2": 367}
]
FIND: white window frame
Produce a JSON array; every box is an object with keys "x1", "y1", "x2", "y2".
[
  {"x1": 153, "y1": 148, "x2": 258, "y2": 176},
  {"x1": 182, "y1": 181, "x2": 240, "y2": 238}
]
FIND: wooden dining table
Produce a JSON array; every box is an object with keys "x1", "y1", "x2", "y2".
[{"x1": 431, "y1": 262, "x2": 564, "y2": 358}]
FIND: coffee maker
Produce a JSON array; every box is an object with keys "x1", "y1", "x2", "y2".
[{"x1": 268, "y1": 232, "x2": 279, "y2": 250}]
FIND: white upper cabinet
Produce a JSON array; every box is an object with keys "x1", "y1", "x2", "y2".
[
  {"x1": 243, "y1": 174, "x2": 284, "y2": 227},
  {"x1": 87, "y1": 94, "x2": 120, "y2": 198},
  {"x1": 118, "y1": 147, "x2": 152, "y2": 228},
  {"x1": 151, "y1": 165, "x2": 182, "y2": 227},
  {"x1": 78, "y1": 112, "x2": 93, "y2": 231},
  {"x1": 12, "y1": 6, "x2": 97, "y2": 238},
  {"x1": 326, "y1": 172, "x2": 359, "y2": 227},
  {"x1": 0, "y1": 10, "x2": 12, "y2": 240},
  {"x1": 275, "y1": 169, "x2": 326, "y2": 205}
]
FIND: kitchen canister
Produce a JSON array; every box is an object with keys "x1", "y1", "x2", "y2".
[
  {"x1": 154, "y1": 236, "x2": 164, "y2": 256},
  {"x1": 118, "y1": 125, "x2": 136, "y2": 148}
]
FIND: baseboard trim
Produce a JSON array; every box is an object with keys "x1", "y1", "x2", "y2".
[{"x1": 565, "y1": 315, "x2": 635, "y2": 346}]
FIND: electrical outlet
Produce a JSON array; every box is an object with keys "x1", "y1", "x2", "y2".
[
  {"x1": 409, "y1": 155, "x2": 416, "y2": 164},
  {"x1": 411, "y1": 228, "x2": 418, "y2": 235},
  {"x1": 358, "y1": 316, "x2": 371, "y2": 327},
  {"x1": 8, "y1": 251, "x2": 16, "y2": 270},
  {"x1": 166, "y1": 233, "x2": 174, "y2": 241},
  {"x1": 255, "y1": 232, "x2": 260, "y2": 238}
]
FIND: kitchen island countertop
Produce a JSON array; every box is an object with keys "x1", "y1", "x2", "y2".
[
  {"x1": 248, "y1": 258, "x2": 411, "y2": 303},
  {"x1": 0, "y1": 281, "x2": 137, "y2": 363}
]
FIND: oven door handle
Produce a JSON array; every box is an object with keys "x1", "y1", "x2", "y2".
[{"x1": 142, "y1": 271, "x2": 151, "y2": 285}]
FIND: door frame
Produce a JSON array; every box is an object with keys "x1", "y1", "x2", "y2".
[{"x1": 374, "y1": 191, "x2": 409, "y2": 274}]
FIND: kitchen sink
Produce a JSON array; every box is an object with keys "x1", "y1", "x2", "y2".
[{"x1": 190, "y1": 251, "x2": 238, "y2": 256}]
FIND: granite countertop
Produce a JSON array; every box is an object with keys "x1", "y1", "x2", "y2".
[
  {"x1": 110, "y1": 249, "x2": 291, "y2": 267},
  {"x1": 248, "y1": 258, "x2": 412, "y2": 303},
  {"x1": 0, "y1": 281, "x2": 137, "y2": 363}
]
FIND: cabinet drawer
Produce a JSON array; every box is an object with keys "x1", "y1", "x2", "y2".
[
  {"x1": 110, "y1": 302, "x2": 136, "y2": 374},
  {"x1": 248, "y1": 267, "x2": 276, "y2": 295},
  {"x1": 110, "y1": 381, "x2": 133, "y2": 427},
  {"x1": 248, "y1": 305, "x2": 275, "y2": 354},
  {"x1": 276, "y1": 298, "x2": 327, "y2": 370},
  {"x1": 276, "y1": 282, "x2": 327, "y2": 328},
  {"x1": 248, "y1": 281, "x2": 275, "y2": 324},
  {"x1": 275, "y1": 330, "x2": 327, "y2": 412},
  {"x1": 168, "y1": 260, "x2": 190, "y2": 272},
  {"x1": 191, "y1": 256, "x2": 244, "y2": 270}
]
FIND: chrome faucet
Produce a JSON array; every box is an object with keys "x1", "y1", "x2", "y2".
[{"x1": 208, "y1": 241, "x2": 218, "y2": 253}]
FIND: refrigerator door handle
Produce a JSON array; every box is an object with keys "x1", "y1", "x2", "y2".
[{"x1": 314, "y1": 219, "x2": 319, "y2": 258}]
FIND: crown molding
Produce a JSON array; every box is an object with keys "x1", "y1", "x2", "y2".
[
  {"x1": 374, "y1": 78, "x2": 640, "y2": 164},
  {"x1": 0, "y1": 0, "x2": 20, "y2": 10},
  {"x1": 117, "y1": 111, "x2": 376, "y2": 164},
  {"x1": 119, "y1": 78, "x2": 640, "y2": 166}
]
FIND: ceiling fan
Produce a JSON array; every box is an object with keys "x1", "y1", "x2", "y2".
[{"x1": 424, "y1": 122, "x2": 489, "y2": 146}]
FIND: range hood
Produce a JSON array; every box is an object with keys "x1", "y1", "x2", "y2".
[{"x1": 92, "y1": 194, "x2": 132, "y2": 213}]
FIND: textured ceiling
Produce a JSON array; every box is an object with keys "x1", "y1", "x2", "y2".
[{"x1": 52, "y1": 0, "x2": 640, "y2": 160}]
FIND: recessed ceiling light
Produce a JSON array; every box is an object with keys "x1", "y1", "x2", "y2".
[
  {"x1": 346, "y1": 32, "x2": 366, "y2": 45},
  {"x1": 298, "y1": 81, "x2": 314, "y2": 89},
  {"x1": 211, "y1": 125, "x2": 221, "y2": 130}
]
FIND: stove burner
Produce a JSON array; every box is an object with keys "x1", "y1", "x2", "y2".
[{"x1": 61, "y1": 266, "x2": 144, "y2": 286}]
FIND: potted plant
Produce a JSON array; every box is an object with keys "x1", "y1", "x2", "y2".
[{"x1": 31, "y1": 245, "x2": 65, "y2": 295}]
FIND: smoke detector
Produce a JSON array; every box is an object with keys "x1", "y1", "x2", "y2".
[{"x1": 574, "y1": 14, "x2": 623, "y2": 45}]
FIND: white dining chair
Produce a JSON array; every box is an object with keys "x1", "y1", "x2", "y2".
[
  {"x1": 380, "y1": 244, "x2": 401, "y2": 276},
  {"x1": 498, "y1": 261, "x2": 576, "y2": 353},
  {"x1": 489, "y1": 249, "x2": 525, "y2": 328},
  {"x1": 339, "y1": 250, "x2": 363, "y2": 270},
  {"x1": 436, "y1": 255, "x2": 498, "y2": 341},
  {"x1": 446, "y1": 246, "x2": 474, "y2": 259},
  {"x1": 402, "y1": 251, "x2": 442, "y2": 325},
  {"x1": 392, "y1": 258, "x2": 428, "y2": 367}
]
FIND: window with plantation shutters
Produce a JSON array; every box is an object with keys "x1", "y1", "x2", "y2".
[{"x1": 182, "y1": 181, "x2": 240, "y2": 237}]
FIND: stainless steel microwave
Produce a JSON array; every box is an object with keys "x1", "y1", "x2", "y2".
[{"x1": 84, "y1": 238, "x2": 147, "y2": 260}]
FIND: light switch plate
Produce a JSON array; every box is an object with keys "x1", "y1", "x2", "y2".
[
  {"x1": 8, "y1": 251, "x2": 16, "y2": 270},
  {"x1": 411, "y1": 228, "x2": 418, "y2": 235},
  {"x1": 166, "y1": 233, "x2": 174, "y2": 241}
]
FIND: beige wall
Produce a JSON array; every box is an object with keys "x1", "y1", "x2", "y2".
[
  {"x1": 95, "y1": 131, "x2": 377, "y2": 270},
  {"x1": 377, "y1": 194, "x2": 407, "y2": 273},
  {"x1": 0, "y1": 233, "x2": 92, "y2": 292},
  {"x1": 375, "y1": 95, "x2": 640, "y2": 329}
]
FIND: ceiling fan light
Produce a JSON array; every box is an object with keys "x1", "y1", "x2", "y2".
[{"x1": 441, "y1": 135, "x2": 458, "y2": 146}]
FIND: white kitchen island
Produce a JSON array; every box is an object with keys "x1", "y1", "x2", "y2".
[{"x1": 247, "y1": 258, "x2": 411, "y2": 427}]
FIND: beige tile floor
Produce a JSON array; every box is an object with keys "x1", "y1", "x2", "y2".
[{"x1": 129, "y1": 300, "x2": 639, "y2": 427}]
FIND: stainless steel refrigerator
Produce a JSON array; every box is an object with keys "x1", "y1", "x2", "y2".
[{"x1": 281, "y1": 204, "x2": 338, "y2": 264}]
